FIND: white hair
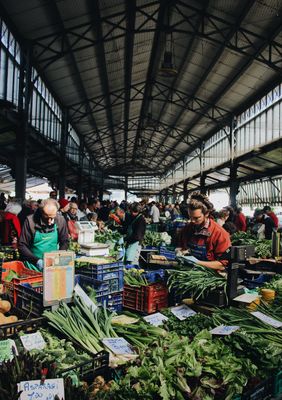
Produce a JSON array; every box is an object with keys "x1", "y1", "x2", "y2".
[
  {"x1": 40, "y1": 198, "x2": 60, "y2": 210},
  {"x1": 5, "y1": 202, "x2": 22, "y2": 215}
]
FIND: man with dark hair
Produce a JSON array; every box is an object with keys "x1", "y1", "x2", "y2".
[
  {"x1": 49, "y1": 190, "x2": 57, "y2": 200},
  {"x1": 263, "y1": 206, "x2": 278, "y2": 229},
  {"x1": 177, "y1": 192, "x2": 231, "y2": 270},
  {"x1": 255, "y1": 209, "x2": 275, "y2": 240}
]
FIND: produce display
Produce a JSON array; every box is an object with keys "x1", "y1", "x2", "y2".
[
  {"x1": 231, "y1": 231, "x2": 272, "y2": 258},
  {"x1": 1, "y1": 223, "x2": 282, "y2": 400},
  {"x1": 28, "y1": 329, "x2": 91, "y2": 385},
  {"x1": 143, "y1": 232, "x2": 171, "y2": 247},
  {"x1": 98, "y1": 330, "x2": 257, "y2": 400},
  {"x1": 43, "y1": 296, "x2": 117, "y2": 354},
  {"x1": 123, "y1": 268, "x2": 149, "y2": 287},
  {"x1": 95, "y1": 230, "x2": 122, "y2": 244},
  {"x1": 167, "y1": 266, "x2": 227, "y2": 300}
]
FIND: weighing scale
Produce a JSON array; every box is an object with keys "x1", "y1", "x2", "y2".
[{"x1": 75, "y1": 221, "x2": 110, "y2": 257}]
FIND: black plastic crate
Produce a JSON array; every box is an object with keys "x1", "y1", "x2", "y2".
[
  {"x1": 17, "y1": 283, "x2": 45, "y2": 317},
  {"x1": 241, "y1": 376, "x2": 273, "y2": 400},
  {"x1": 59, "y1": 350, "x2": 110, "y2": 382},
  {"x1": 0, "y1": 315, "x2": 46, "y2": 339}
]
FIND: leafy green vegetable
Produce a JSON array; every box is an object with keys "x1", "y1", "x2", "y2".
[
  {"x1": 124, "y1": 268, "x2": 149, "y2": 287},
  {"x1": 167, "y1": 266, "x2": 227, "y2": 301},
  {"x1": 231, "y1": 232, "x2": 272, "y2": 259}
]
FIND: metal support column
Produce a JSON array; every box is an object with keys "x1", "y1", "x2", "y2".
[
  {"x1": 229, "y1": 117, "x2": 239, "y2": 207},
  {"x1": 77, "y1": 138, "x2": 84, "y2": 200},
  {"x1": 172, "y1": 184, "x2": 177, "y2": 203},
  {"x1": 199, "y1": 142, "x2": 206, "y2": 195},
  {"x1": 58, "y1": 109, "x2": 69, "y2": 199},
  {"x1": 15, "y1": 45, "x2": 32, "y2": 202},
  {"x1": 183, "y1": 179, "x2": 189, "y2": 203},
  {"x1": 125, "y1": 176, "x2": 128, "y2": 202}
]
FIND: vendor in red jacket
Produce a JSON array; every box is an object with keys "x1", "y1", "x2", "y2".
[{"x1": 177, "y1": 192, "x2": 231, "y2": 271}]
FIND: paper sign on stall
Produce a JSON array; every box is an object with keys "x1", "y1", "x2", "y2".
[
  {"x1": 20, "y1": 332, "x2": 46, "y2": 351},
  {"x1": 0, "y1": 339, "x2": 17, "y2": 363},
  {"x1": 251, "y1": 311, "x2": 282, "y2": 328},
  {"x1": 18, "y1": 378, "x2": 64, "y2": 400},
  {"x1": 143, "y1": 312, "x2": 168, "y2": 327},
  {"x1": 102, "y1": 338, "x2": 136, "y2": 355},
  {"x1": 74, "y1": 284, "x2": 98, "y2": 312},
  {"x1": 43, "y1": 264, "x2": 74, "y2": 307},
  {"x1": 210, "y1": 325, "x2": 240, "y2": 335},
  {"x1": 170, "y1": 305, "x2": 197, "y2": 320}
]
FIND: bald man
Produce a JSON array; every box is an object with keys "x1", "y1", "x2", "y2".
[{"x1": 18, "y1": 198, "x2": 69, "y2": 271}]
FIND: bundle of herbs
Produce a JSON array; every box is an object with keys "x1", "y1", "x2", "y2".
[
  {"x1": 213, "y1": 306, "x2": 282, "y2": 375},
  {"x1": 163, "y1": 311, "x2": 215, "y2": 339},
  {"x1": 167, "y1": 266, "x2": 227, "y2": 301}
]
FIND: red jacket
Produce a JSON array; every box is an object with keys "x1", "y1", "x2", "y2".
[
  {"x1": 267, "y1": 211, "x2": 278, "y2": 228},
  {"x1": 178, "y1": 218, "x2": 231, "y2": 267},
  {"x1": 0, "y1": 212, "x2": 21, "y2": 245},
  {"x1": 235, "y1": 213, "x2": 247, "y2": 232}
]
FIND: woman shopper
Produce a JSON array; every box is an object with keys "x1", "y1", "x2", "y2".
[
  {"x1": 124, "y1": 202, "x2": 146, "y2": 265},
  {"x1": 177, "y1": 192, "x2": 231, "y2": 271}
]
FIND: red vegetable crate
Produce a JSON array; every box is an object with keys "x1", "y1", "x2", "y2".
[{"x1": 123, "y1": 282, "x2": 168, "y2": 314}]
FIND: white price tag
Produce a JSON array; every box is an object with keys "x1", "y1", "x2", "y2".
[
  {"x1": 210, "y1": 325, "x2": 240, "y2": 335},
  {"x1": 20, "y1": 332, "x2": 46, "y2": 351},
  {"x1": 74, "y1": 283, "x2": 98, "y2": 312},
  {"x1": 143, "y1": 313, "x2": 168, "y2": 327},
  {"x1": 18, "y1": 378, "x2": 65, "y2": 400},
  {"x1": 251, "y1": 311, "x2": 282, "y2": 328},
  {"x1": 102, "y1": 337, "x2": 136, "y2": 355},
  {"x1": 170, "y1": 305, "x2": 197, "y2": 320}
]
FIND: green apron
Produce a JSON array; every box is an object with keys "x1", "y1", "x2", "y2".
[{"x1": 25, "y1": 224, "x2": 59, "y2": 271}]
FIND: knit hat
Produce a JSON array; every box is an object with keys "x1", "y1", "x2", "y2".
[{"x1": 58, "y1": 198, "x2": 69, "y2": 209}]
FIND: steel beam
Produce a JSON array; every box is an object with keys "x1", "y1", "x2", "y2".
[
  {"x1": 149, "y1": 0, "x2": 256, "y2": 168},
  {"x1": 88, "y1": 0, "x2": 118, "y2": 162},
  {"x1": 124, "y1": 0, "x2": 136, "y2": 164},
  {"x1": 131, "y1": 0, "x2": 172, "y2": 164}
]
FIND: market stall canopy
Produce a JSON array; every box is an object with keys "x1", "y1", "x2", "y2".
[{"x1": 0, "y1": 0, "x2": 281, "y2": 176}]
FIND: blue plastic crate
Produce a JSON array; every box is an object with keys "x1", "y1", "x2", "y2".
[
  {"x1": 159, "y1": 246, "x2": 176, "y2": 260},
  {"x1": 144, "y1": 269, "x2": 165, "y2": 283},
  {"x1": 75, "y1": 262, "x2": 124, "y2": 293},
  {"x1": 243, "y1": 274, "x2": 272, "y2": 289},
  {"x1": 125, "y1": 265, "x2": 165, "y2": 283},
  {"x1": 74, "y1": 275, "x2": 109, "y2": 306},
  {"x1": 107, "y1": 292, "x2": 123, "y2": 312},
  {"x1": 143, "y1": 246, "x2": 159, "y2": 250}
]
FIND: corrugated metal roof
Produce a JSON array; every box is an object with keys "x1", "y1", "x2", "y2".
[{"x1": 0, "y1": 0, "x2": 281, "y2": 177}]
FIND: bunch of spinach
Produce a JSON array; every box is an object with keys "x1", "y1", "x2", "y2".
[{"x1": 98, "y1": 331, "x2": 257, "y2": 400}]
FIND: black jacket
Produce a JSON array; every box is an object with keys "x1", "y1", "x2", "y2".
[{"x1": 18, "y1": 209, "x2": 69, "y2": 264}]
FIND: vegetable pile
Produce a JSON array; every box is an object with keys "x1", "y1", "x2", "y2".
[
  {"x1": 98, "y1": 330, "x2": 257, "y2": 400},
  {"x1": 123, "y1": 268, "x2": 149, "y2": 287},
  {"x1": 143, "y1": 232, "x2": 171, "y2": 247},
  {"x1": 44, "y1": 296, "x2": 117, "y2": 354},
  {"x1": 231, "y1": 232, "x2": 272, "y2": 259},
  {"x1": 167, "y1": 266, "x2": 227, "y2": 300},
  {"x1": 95, "y1": 230, "x2": 122, "y2": 244}
]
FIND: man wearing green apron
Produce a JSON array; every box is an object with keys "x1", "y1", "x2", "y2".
[
  {"x1": 124, "y1": 203, "x2": 146, "y2": 265},
  {"x1": 18, "y1": 198, "x2": 69, "y2": 271}
]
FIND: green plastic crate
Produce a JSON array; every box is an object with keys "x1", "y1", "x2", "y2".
[{"x1": 274, "y1": 370, "x2": 282, "y2": 396}]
